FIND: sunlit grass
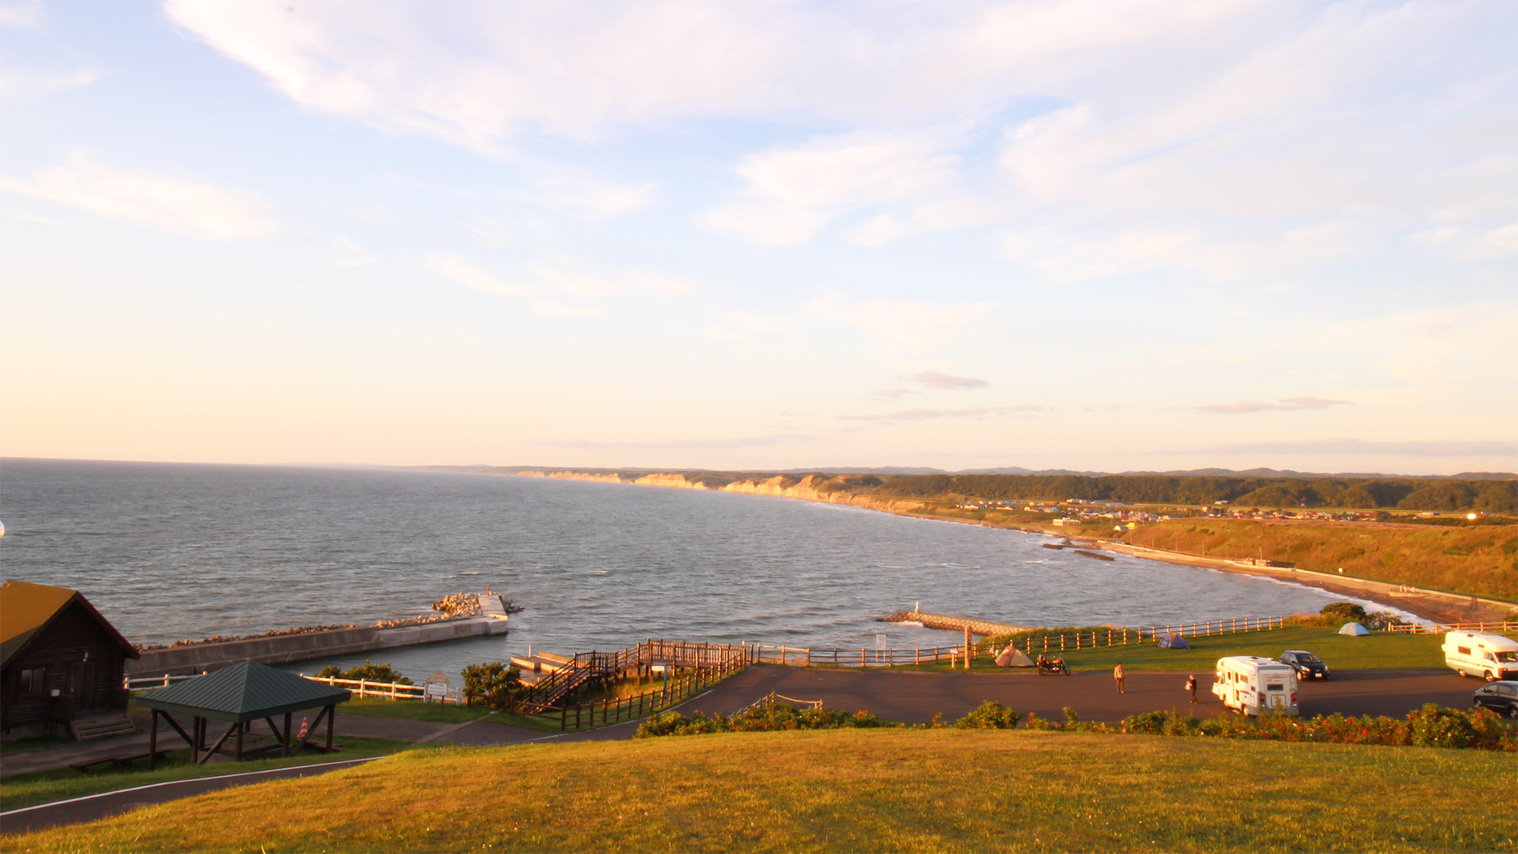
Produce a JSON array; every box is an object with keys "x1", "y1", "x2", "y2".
[
  {"x1": 0, "y1": 737, "x2": 413, "y2": 812},
  {"x1": 10, "y1": 729, "x2": 1509, "y2": 852}
]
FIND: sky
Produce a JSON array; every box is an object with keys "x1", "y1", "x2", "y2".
[{"x1": 1, "y1": 0, "x2": 1515, "y2": 476}]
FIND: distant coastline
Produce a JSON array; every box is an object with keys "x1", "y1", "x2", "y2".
[{"x1": 452, "y1": 467, "x2": 1514, "y2": 626}]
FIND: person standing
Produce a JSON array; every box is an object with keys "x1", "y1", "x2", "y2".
[
  {"x1": 1185, "y1": 674, "x2": 1198, "y2": 704},
  {"x1": 1114, "y1": 662, "x2": 1126, "y2": 694}
]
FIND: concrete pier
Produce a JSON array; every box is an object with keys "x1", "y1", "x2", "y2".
[
  {"x1": 126, "y1": 617, "x2": 509, "y2": 677},
  {"x1": 880, "y1": 609, "x2": 1034, "y2": 638}
]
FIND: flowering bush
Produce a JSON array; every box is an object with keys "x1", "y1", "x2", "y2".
[
  {"x1": 635, "y1": 703, "x2": 893, "y2": 738},
  {"x1": 1117, "y1": 704, "x2": 1513, "y2": 750}
]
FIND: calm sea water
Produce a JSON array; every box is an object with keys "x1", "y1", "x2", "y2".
[{"x1": 0, "y1": 458, "x2": 1366, "y2": 683}]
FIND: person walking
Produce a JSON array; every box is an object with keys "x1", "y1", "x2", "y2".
[
  {"x1": 1114, "y1": 662, "x2": 1126, "y2": 694},
  {"x1": 1185, "y1": 674, "x2": 1198, "y2": 704}
]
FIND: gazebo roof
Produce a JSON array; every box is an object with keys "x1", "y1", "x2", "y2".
[{"x1": 137, "y1": 661, "x2": 350, "y2": 722}]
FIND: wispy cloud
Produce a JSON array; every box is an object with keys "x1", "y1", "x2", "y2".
[
  {"x1": 0, "y1": 150, "x2": 276, "y2": 239},
  {"x1": 1201, "y1": 438, "x2": 1518, "y2": 459},
  {"x1": 912, "y1": 370, "x2": 988, "y2": 390},
  {"x1": 1197, "y1": 397, "x2": 1349, "y2": 415},
  {"x1": 839, "y1": 405, "x2": 1041, "y2": 423},
  {"x1": 541, "y1": 434, "x2": 811, "y2": 450},
  {"x1": 803, "y1": 293, "x2": 993, "y2": 351},
  {"x1": 428, "y1": 252, "x2": 693, "y2": 317}
]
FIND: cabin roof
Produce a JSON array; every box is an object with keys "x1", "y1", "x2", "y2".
[
  {"x1": 1, "y1": 579, "x2": 140, "y2": 668},
  {"x1": 136, "y1": 661, "x2": 350, "y2": 721}
]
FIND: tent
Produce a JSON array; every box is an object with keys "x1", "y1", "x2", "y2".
[
  {"x1": 1338, "y1": 621, "x2": 1371, "y2": 637},
  {"x1": 995, "y1": 646, "x2": 1035, "y2": 667},
  {"x1": 1157, "y1": 633, "x2": 1191, "y2": 649}
]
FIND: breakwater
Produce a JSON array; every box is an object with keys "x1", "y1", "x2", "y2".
[
  {"x1": 126, "y1": 616, "x2": 509, "y2": 677},
  {"x1": 879, "y1": 609, "x2": 1034, "y2": 638}
]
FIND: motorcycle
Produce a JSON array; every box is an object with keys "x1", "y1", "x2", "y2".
[{"x1": 1037, "y1": 656, "x2": 1071, "y2": 676}]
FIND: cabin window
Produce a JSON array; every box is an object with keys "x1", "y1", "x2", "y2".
[
  {"x1": 1266, "y1": 684, "x2": 1283, "y2": 691},
  {"x1": 1457, "y1": 646, "x2": 1471, "y2": 656},
  {"x1": 20, "y1": 667, "x2": 46, "y2": 694}
]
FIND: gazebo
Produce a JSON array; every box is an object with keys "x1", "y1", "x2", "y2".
[{"x1": 136, "y1": 661, "x2": 350, "y2": 769}]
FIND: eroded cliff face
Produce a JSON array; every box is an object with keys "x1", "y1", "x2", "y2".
[{"x1": 522, "y1": 470, "x2": 925, "y2": 516}]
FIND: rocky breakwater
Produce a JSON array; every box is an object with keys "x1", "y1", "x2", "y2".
[
  {"x1": 128, "y1": 593, "x2": 515, "y2": 678},
  {"x1": 880, "y1": 608, "x2": 1035, "y2": 638}
]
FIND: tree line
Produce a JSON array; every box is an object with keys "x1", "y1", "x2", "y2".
[{"x1": 869, "y1": 474, "x2": 1517, "y2": 513}]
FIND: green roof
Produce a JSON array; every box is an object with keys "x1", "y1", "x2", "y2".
[{"x1": 137, "y1": 661, "x2": 350, "y2": 722}]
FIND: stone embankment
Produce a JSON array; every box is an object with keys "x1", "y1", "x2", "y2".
[
  {"x1": 879, "y1": 609, "x2": 1034, "y2": 638},
  {"x1": 128, "y1": 593, "x2": 515, "y2": 677}
]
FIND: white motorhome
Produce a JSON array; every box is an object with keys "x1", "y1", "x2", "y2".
[
  {"x1": 1212, "y1": 656, "x2": 1299, "y2": 716},
  {"x1": 1442, "y1": 631, "x2": 1518, "y2": 682}
]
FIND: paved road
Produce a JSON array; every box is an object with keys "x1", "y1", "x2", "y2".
[
  {"x1": 0, "y1": 667, "x2": 1487, "y2": 835},
  {"x1": 677, "y1": 666, "x2": 1484, "y2": 723}
]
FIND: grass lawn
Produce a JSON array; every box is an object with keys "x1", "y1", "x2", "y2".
[
  {"x1": 0, "y1": 736, "x2": 414, "y2": 813},
  {"x1": 337, "y1": 697, "x2": 496, "y2": 724},
  {"x1": 9, "y1": 729, "x2": 1511, "y2": 852}
]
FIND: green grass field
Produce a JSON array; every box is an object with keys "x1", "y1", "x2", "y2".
[
  {"x1": 10, "y1": 729, "x2": 1511, "y2": 852},
  {"x1": 0, "y1": 736, "x2": 414, "y2": 812}
]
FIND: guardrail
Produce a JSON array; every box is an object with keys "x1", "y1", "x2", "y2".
[
  {"x1": 1386, "y1": 621, "x2": 1518, "y2": 634},
  {"x1": 749, "y1": 616, "x2": 1290, "y2": 667}
]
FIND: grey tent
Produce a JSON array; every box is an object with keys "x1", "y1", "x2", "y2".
[
  {"x1": 1157, "y1": 633, "x2": 1191, "y2": 649},
  {"x1": 995, "y1": 646, "x2": 1035, "y2": 667},
  {"x1": 1338, "y1": 621, "x2": 1371, "y2": 637},
  {"x1": 137, "y1": 661, "x2": 350, "y2": 769}
]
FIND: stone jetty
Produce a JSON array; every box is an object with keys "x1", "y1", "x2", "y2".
[{"x1": 879, "y1": 608, "x2": 1034, "y2": 638}]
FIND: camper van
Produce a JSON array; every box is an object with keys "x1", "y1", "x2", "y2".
[
  {"x1": 1212, "y1": 656, "x2": 1299, "y2": 716},
  {"x1": 1442, "y1": 631, "x2": 1518, "y2": 682}
]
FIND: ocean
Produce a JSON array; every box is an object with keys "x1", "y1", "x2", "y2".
[{"x1": 0, "y1": 458, "x2": 1359, "y2": 683}]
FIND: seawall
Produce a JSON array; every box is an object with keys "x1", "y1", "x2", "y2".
[
  {"x1": 127, "y1": 617, "x2": 509, "y2": 677},
  {"x1": 880, "y1": 610, "x2": 1034, "y2": 638}
]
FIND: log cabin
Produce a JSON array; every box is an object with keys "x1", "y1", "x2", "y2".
[{"x1": 1, "y1": 580, "x2": 140, "y2": 740}]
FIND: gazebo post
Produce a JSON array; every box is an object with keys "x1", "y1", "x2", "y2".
[
  {"x1": 283, "y1": 712, "x2": 292, "y2": 757},
  {"x1": 235, "y1": 719, "x2": 244, "y2": 761},
  {"x1": 149, "y1": 710, "x2": 159, "y2": 771},
  {"x1": 326, "y1": 703, "x2": 335, "y2": 753}
]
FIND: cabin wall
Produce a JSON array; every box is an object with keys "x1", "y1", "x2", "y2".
[{"x1": 1, "y1": 604, "x2": 130, "y2": 732}]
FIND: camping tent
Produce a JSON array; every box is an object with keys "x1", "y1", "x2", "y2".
[
  {"x1": 1157, "y1": 633, "x2": 1191, "y2": 649},
  {"x1": 995, "y1": 646, "x2": 1035, "y2": 667},
  {"x1": 1338, "y1": 621, "x2": 1371, "y2": 637}
]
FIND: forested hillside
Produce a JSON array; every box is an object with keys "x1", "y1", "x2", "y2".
[{"x1": 871, "y1": 474, "x2": 1517, "y2": 513}]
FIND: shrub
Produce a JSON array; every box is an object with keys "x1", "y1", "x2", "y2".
[
  {"x1": 635, "y1": 703, "x2": 896, "y2": 738},
  {"x1": 954, "y1": 700, "x2": 1021, "y2": 729},
  {"x1": 1407, "y1": 703, "x2": 1478, "y2": 749},
  {"x1": 461, "y1": 662, "x2": 524, "y2": 706},
  {"x1": 316, "y1": 660, "x2": 412, "y2": 685}
]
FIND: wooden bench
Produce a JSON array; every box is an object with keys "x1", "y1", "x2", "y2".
[{"x1": 69, "y1": 749, "x2": 172, "y2": 773}]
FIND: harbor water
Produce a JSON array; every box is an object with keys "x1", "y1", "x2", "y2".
[{"x1": 1, "y1": 458, "x2": 1360, "y2": 684}]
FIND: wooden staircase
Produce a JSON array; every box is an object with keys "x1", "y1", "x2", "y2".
[{"x1": 69, "y1": 711, "x2": 137, "y2": 741}]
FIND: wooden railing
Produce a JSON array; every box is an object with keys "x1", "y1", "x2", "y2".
[
  {"x1": 749, "y1": 616, "x2": 1291, "y2": 667},
  {"x1": 551, "y1": 652, "x2": 748, "y2": 730},
  {"x1": 1386, "y1": 621, "x2": 1518, "y2": 634},
  {"x1": 300, "y1": 673, "x2": 428, "y2": 700}
]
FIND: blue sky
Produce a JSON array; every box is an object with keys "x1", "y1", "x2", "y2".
[{"x1": 2, "y1": 0, "x2": 1514, "y2": 474}]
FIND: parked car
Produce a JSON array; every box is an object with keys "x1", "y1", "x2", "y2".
[
  {"x1": 1279, "y1": 650, "x2": 1330, "y2": 680},
  {"x1": 1471, "y1": 681, "x2": 1518, "y2": 718}
]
